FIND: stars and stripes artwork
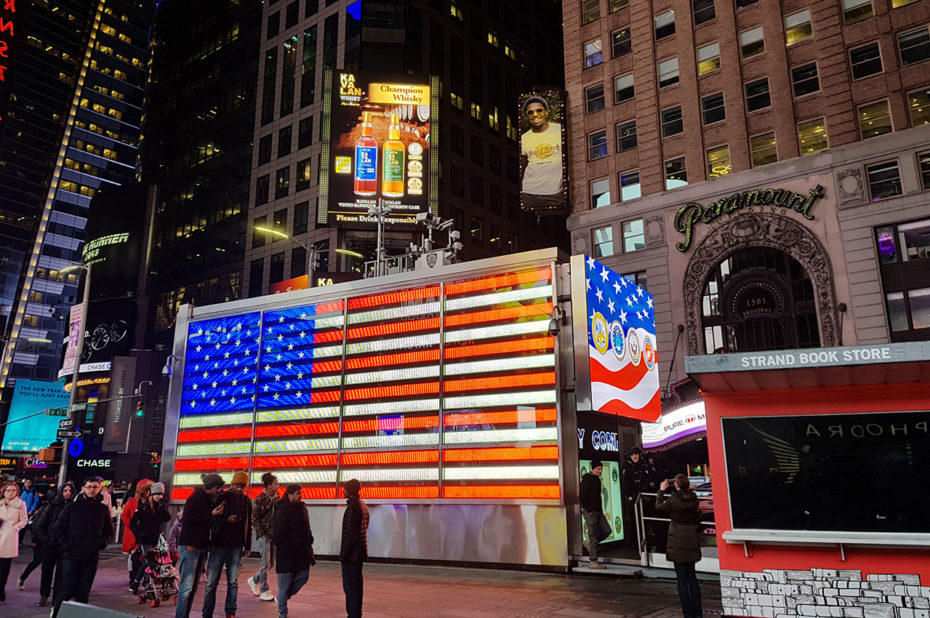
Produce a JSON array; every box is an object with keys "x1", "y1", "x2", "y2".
[
  {"x1": 583, "y1": 255, "x2": 661, "y2": 422},
  {"x1": 171, "y1": 266, "x2": 560, "y2": 502}
]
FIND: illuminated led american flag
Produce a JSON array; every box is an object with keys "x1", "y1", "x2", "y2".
[{"x1": 171, "y1": 266, "x2": 560, "y2": 502}]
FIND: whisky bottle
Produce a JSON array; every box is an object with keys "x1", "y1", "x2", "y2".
[
  {"x1": 354, "y1": 111, "x2": 377, "y2": 196},
  {"x1": 381, "y1": 112, "x2": 405, "y2": 198}
]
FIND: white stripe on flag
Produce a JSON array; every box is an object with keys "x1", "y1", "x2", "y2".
[
  {"x1": 442, "y1": 427, "x2": 558, "y2": 445},
  {"x1": 445, "y1": 285, "x2": 552, "y2": 311},
  {"x1": 442, "y1": 465, "x2": 560, "y2": 480}
]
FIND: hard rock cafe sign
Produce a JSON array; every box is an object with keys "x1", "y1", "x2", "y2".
[{"x1": 674, "y1": 185, "x2": 825, "y2": 252}]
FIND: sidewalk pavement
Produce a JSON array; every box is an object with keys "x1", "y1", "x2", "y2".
[{"x1": 3, "y1": 550, "x2": 722, "y2": 617}]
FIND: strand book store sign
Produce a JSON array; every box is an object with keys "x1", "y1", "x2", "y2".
[{"x1": 320, "y1": 70, "x2": 439, "y2": 227}]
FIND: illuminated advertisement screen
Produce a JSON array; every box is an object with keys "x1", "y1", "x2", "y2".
[
  {"x1": 171, "y1": 266, "x2": 560, "y2": 503},
  {"x1": 577, "y1": 255, "x2": 660, "y2": 422},
  {"x1": 580, "y1": 459, "x2": 625, "y2": 543},
  {"x1": 518, "y1": 90, "x2": 569, "y2": 215},
  {"x1": 0, "y1": 0, "x2": 17, "y2": 141},
  {"x1": 319, "y1": 70, "x2": 439, "y2": 228},
  {"x1": 1, "y1": 380, "x2": 70, "y2": 453}
]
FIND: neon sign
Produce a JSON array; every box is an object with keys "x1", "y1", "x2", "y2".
[{"x1": 0, "y1": 0, "x2": 16, "y2": 128}]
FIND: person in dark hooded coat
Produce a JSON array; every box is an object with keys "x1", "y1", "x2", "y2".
[
  {"x1": 33, "y1": 482, "x2": 74, "y2": 607},
  {"x1": 656, "y1": 474, "x2": 702, "y2": 618},
  {"x1": 621, "y1": 446, "x2": 657, "y2": 504}
]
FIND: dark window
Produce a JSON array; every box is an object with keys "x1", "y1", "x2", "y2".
[
  {"x1": 614, "y1": 74, "x2": 634, "y2": 103},
  {"x1": 296, "y1": 158, "x2": 312, "y2": 191},
  {"x1": 661, "y1": 106, "x2": 683, "y2": 137},
  {"x1": 291, "y1": 246, "x2": 306, "y2": 278},
  {"x1": 253, "y1": 216, "x2": 267, "y2": 247},
  {"x1": 451, "y1": 124, "x2": 464, "y2": 156},
  {"x1": 267, "y1": 12, "x2": 280, "y2": 39},
  {"x1": 506, "y1": 156, "x2": 519, "y2": 183},
  {"x1": 470, "y1": 174, "x2": 484, "y2": 205},
  {"x1": 275, "y1": 167, "x2": 290, "y2": 199},
  {"x1": 256, "y1": 175, "x2": 270, "y2": 205},
  {"x1": 261, "y1": 48, "x2": 278, "y2": 125},
  {"x1": 298, "y1": 117, "x2": 313, "y2": 149},
  {"x1": 286, "y1": 1, "x2": 299, "y2": 28},
  {"x1": 582, "y1": 0, "x2": 600, "y2": 25},
  {"x1": 470, "y1": 217, "x2": 483, "y2": 246},
  {"x1": 305, "y1": 0, "x2": 318, "y2": 17},
  {"x1": 258, "y1": 135, "x2": 272, "y2": 164},
  {"x1": 693, "y1": 0, "x2": 715, "y2": 25},
  {"x1": 586, "y1": 84, "x2": 606, "y2": 113},
  {"x1": 920, "y1": 152, "x2": 930, "y2": 189},
  {"x1": 612, "y1": 28, "x2": 631, "y2": 58},
  {"x1": 470, "y1": 135, "x2": 484, "y2": 166},
  {"x1": 655, "y1": 11, "x2": 675, "y2": 40},
  {"x1": 665, "y1": 157, "x2": 688, "y2": 189},
  {"x1": 588, "y1": 130, "x2": 608, "y2": 160},
  {"x1": 269, "y1": 252, "x2": 285, "y2": 284},
  {"x1": 450, "y1": 164, "x2": 465, "y2": 196},
  {"x1": 489, "y1": 146, "x2": 501, "y2": 175},
  {"x1": 850, "y1": 43, "x2": 882, "y2": 79},
  {"x1": 301, "y1": 26, "x2": 318, "y2": 107},
  {"x1": 898, "y1": 27, "x2": 930, "y2": 65},
  {"x1": 323, "y1": 13, "x2": 339, "y2": 70},
  {"x1": 293, "y1": 201, "x2": 309, "y2": 235},
  {"x1": 278, "y1": 126, "x2": 292, "y2": 157},
  {"x1": 701, "y1": 92, "x2": 726, "y2": 125},
  {"x1": 867, "y1": 161, "x2": 903, "y2": 201},
  {"x1": 736, "y1": 0, "x2": 759, "y2": 7},
  {"x1": 249, "y1": 259, "x2": 264, "y2": 297},
  {"x1": 791, "y1": 63, "x2": 820, "y2": 97},
  {"x1": 745, "y1": 78, "x2": 771, "y2": 111},
  {"x1": 489, "y1": 186, "x2": 502, "y2": 213},
  {"x1": 616, "y1": 121, "x2": 637, "y2": 151}
]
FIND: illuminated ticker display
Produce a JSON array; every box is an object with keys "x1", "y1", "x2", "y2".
[{"x1": 172, "y1": 267, "x2": 560, "y2": 502}]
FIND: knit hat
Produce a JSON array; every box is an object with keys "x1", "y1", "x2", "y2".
[
  {"x1": 201, "y1": 473, "x2": 224, "y2": 490},
  {"x1": 231, "y1": 471, "x2": 249, "y2": 486},
  {"x1": 150, "y1": 482, "x2": 165, "y2": 496},
  {"x1": 590, "y1": 460, "x2": 603, "y2": 470}
]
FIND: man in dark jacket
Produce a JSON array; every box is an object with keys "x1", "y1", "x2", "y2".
[
  {"x1": 50, "y1": 476, "x2": 113, "y2": 618},
  {"x1": 621, "y1": 446, "x2": 657, "y2": 504},
  {"x1": 339, "y1": 479, "x2": 368, "y2": 618},
  {"x1": 202, "y1": 470, "x2": 252, "y2": 618},
  {"x1": 579, "y1": 460, "x2": 610, "y2": 569},
  {"x1": 656, "y1": 474, "x2": 703, "y2": 618},
  {"x1": 175, "y1": 473, "x2": 226, "y2": 618},
  {"x1": 273, "y1": 484, "x2": 313, "y2": 618},
  {"x1": 34, "y1": 481, "x2": 73, "y2": 607}
]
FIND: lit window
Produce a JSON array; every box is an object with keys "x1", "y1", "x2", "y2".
[
  {"x1": 740, "y1": 27, "x2": 765, "y2": 58},
  {"x1": 701, "y1": 92, "x2": 725, "y2": 125},
  {"x1": 745, "y1": 78, "x2": 771, "y2": 111},
  {"x1": 908, "y1": 89, "x2": 930, "y2": 126},
  {"x1": 451, "y1": 1, "x2": 463, "y2": 22},
  {"x1": 658, "y1": 57, "x2": 680, "y2": 88},
  {"x1": 610, "y1": 0, "x2": 629, "y2": 10},
  {"x1": 665, "y1": 157, "x2": 688, "y2": 190},
  {"x1": 586, "y1": 84, "x2": 606, "y2": 113},
  {"x1": 791, "y1": 63, "x2": 820, "y2": 97},
  {"x1": 470, "y1": 217, "x2": 483, "y2": 246},
  {"x1": 487, "y1": 30, "x2": 500, "y2": 48},
  {"x1": 275, "y1": 166, "x2": 290, "y2": 199},
  {"x1": 867, "y1": 161, "x2": 902, "y2": 201},
  {"x1": 470, "y1": 102, "x2": 482, "y2": 121},
  {"x1": 662, "y1": 106, "x2": 683, "y2": 137},
  {"x1": 612, "y1": 28, "x2": 631, "y2": 58},
  {"x1": 591, "y1": 178, "x2": 611, "y2": 208},
  {"x1": 841, "y1": 0, "x2": 873, "y2": 24},
  {"x1": 706, "y1": 145, "x2": 731, "y2": 178},
  {"x1": 655, "y1": 11, "x2": 676, "y2": 40},
  {"x1": 620, "y1": 170, "x2": 641, "y2": 201},
  {"x1": 588, "y1": 130, "x2": 608, "y2": 160},
  {"x1": 616, "y1": 121, "x2": 637, "y2": 152},
  {"x1": 693, "y1": 0, "x2": 716, "y2": 25},
  {"x1": 858, "y1": 100, "x2": 893, "y2": 139},
  {"x1": 296, "y1": 158, "x2": 312, "y2": 191},
  {"x1": 582, "y1": 0, "x2": 600, "y2": 25},
  {"x1": 797, "y1": 118, "x2": 828, "y2": 154},
  {"x1": 750, "y1": 132, "x2": 777, "y2": 166},
  {"x1": 623, "y1": 220, "x2": 645, "y2": 252},
  {"x1": 785, "y1": 10, "x2": 812, "y2": 46},
  {"x1": 919, "y1": 152, "x2": 930, "y2": 189},
  {"x1": 593, "y1": 226, "x2": 614, "y2": 258},
  {"x1": 585, "y1": 38, "x2": 604, "y2": 68},
  {"x1": 898, "y1": 27, "x2": 930, "y2": 65},
  {"x1": 891, "y1": 0, "x2": 919, "y2": 6},
  {"x1": 697, "y1": 42, "x2": 720, "y2": 75},
  {"x1": 850, "y1": 43, "x2": 883, "y2": 79},
  {"x1": 450, "y1": 93, "x2": 464, "y2": 110},
  {"x1": 614, "y1": 74, "x2": 634, "y2": 103}
]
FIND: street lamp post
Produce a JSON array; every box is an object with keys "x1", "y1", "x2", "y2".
[
  {"x1": 59, "y1": 262, "x2": 91, "y2": 488},
  {"x1": 254, "y1": 226, "x2": 324, "y2": 282}
]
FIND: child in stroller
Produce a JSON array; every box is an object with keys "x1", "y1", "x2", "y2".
[{"x1": 135, "y1": 535, "x2": 179, "y2": 607}]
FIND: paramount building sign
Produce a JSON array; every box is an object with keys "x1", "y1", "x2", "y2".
[{"x1": 674, "y1": 185, "x2": 825, "y2": 251}]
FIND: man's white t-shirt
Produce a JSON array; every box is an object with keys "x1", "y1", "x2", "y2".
[{"x1": 521, "y1": 123, "x2": 563, "y2": 195}]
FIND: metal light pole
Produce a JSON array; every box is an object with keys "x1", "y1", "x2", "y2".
[
  {"x1": 254, "y1": 226, "x2": 324, "y2": 284},
  {"x1": 59, "y1": 262, "x2": 90, "y2": 488},
  {"x1": 366, "y1": 203, "x2": 392, "y2": 277}
]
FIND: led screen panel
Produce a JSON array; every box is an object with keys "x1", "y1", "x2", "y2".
[
  {"x1": 518, "y1": 90, "x2": 569, "y2": 215},
  {"x1": 1, "y1": 380, "x2": 70, "y2": 453}
]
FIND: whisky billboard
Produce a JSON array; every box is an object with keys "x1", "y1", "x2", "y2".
[{"x1": 319, "y1": 70, "x2": 439, "y2": 228}]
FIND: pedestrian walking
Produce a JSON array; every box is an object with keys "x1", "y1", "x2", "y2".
[
  {"x1": 168, "y1": 509, "x2": 183, "y2": 565},
  {"x1": 339, "y1": 478, "x2": 368, "y2": 618},
  {"x1": 0, "y1": 481, "x2": 30, "y2": 601},
  {"x1": 19, "y1": 479, "x2": 39, "y2": 544},
  {"x1": 121, "y1": 478, "x2": 152, "y2": 586},
  {"x1": 656, "y1": 474, "x2": 703, "y2": 618},
  {"x1": 579, "y1": 460, "x2": 610, "y2": 569},
  {"x1": 273, "y1": 484, "x2": 313, "y2": 618},
  {"x1": 247, "y1": 472, "x2": 278, "y2": 602},
  {"x1": 50, "y1": 476, "x2": 113, "y2": 618},
  {"x1": 33, "y1": 481, "x2": 74, "y2": 607},
  {"x1": 175, "y1": 474, "x2": 225, "y2": 618},
  {"x1": 129, "y1": 482, "x2": 170, "y2": 594},
  {"x1": 202, "y1": 470, "x2": 252, "y2": 618},
  {"x1": 17, "y1": 487, "x2": 52, "y2": 591}
]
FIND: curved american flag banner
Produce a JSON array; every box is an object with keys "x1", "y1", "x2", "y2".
[{"x1": 583, "y1": 255, "x2": 661, "y2": 422}]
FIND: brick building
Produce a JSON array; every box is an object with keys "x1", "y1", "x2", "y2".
[{"x1": 563, "y1": 0, "x2": 930, "y2": 392}]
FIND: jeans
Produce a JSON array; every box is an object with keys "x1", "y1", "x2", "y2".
[
  {"x1": 202, "y1": 546, "x2": 243, "y2": 617},
  {"x1": 674, "y1": 562, "x2": 703, "y2": 618},
  {"x1": 582, "y1": 511, "x2": 611, "y2": 562},
  {"x1": 275, "y1": 569, "x2": 309, "y2": 618},
  {"x1": 252, "y1": 536, "x2": 274, "y2": 593},
  {"x1": 131, "y1": 544, "x2": 153, "y2": 587},
  {"x1": 175, "y1": 546, "x2": 208, "y2": 618},
  {"x1": 341, "y1": 561, "x2": 364, "y2": 618},
  {"x1": 52, "y1": 556, "x2": 99, "y2": 618}
]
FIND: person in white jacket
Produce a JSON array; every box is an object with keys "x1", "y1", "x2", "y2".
[{"x1": 0, "y1": 481, "x2": 30, "y2": 602}]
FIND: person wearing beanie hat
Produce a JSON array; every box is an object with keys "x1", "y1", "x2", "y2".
[
  {"x1": 129, "y1": 479, "x2": 170, "y2": 594},
  {"x1": 340, "y1": 479, "x2": 368, "y2": 618},
  {"x1": 580, "y1": 460, "x2": 609, "y2": 569},
  {"x1": 202, "y1": 472, "x2": 252, "y2": 618},
  {"x1": 150, "y1": 482, "x2": 165, "y2": 496},
  {"x1": 175, "y1": 475, "x2": 225, "y2": 618}
]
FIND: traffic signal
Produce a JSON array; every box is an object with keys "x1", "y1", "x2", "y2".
[
  {"x1": 135, "y1": 401, "x2": 144, "y2": 417},
  {"x1": 149, "y1": 452, "x2": 161, "y2": 470}
]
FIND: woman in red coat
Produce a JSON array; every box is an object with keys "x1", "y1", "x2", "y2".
[{"x1": 120, "y1": 479, "x2": 151, "y2": 587}]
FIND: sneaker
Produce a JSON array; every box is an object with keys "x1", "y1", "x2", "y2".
[
  {"x1": 226, "y1": 614, "x2": 235, "y2": 618},
  {"x1": 247, "y1": 576, "x2": 260, "y2": 597},
  {"x1": 588, "y1": 561, "x2": 606, "y2": 570},
  {"x1": 260, "y1": 591, "x2": 275, "y2": 602},
  {"x1": 18, "y1": 578, "x2": 25, "y2": 590},
  {"x1": 37, "y1": 596, "x2": 48, "y2": 607},
  {"x1": 582, "y1": 539, "x2": 590, "y2": 552},
  {"x1": 129, "y1": 584, "x2": 138, "y2": 595}
]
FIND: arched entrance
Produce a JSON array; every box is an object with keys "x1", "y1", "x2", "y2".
[{"x1": 683, "y1": 213, "x2": 839, "y2": 355}]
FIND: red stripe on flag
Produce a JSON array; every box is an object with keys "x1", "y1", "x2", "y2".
[
  {"x1": 443, "y1": 372, "x2": 555, "y2": 393},
  {"x1": 445, "y1": 268, "x2": 551, "y2": 296},
  {"x1": 343, "y1": 381, "x2": 440, "y2": 401},
  {"x1": 443, "y1": 302, "x2": 552, "y2": 327},
  {"x1": 443, "y1": 337, "x2": 553, "y2": 360},
  {"x1": 347, "y1": 286, "x2": 440, "y2": 310},
  {"x1": 252, "y1": 454, "x2": 338, "y2": 468},
  {"x1": 342, "y1": 416, "x2": 439, "y2": 434},
  {"x1": 178, "y1": 427, "x2": 251, "y2": 443},
  {"x1": 312, "y1": 330, "x2": 343, "y2": 343},
  {"x1": 313, "y1": 301, "x2": 345, "y2": 315},
  {"x1": 347, "y1": 317, "x2": 440, "y2": 340},
  {"x1": 310, "y1": 390, "x2": 341, "y2": 403},
  {"x1": 594, "y1": 390, "x2": 662, "y2": 422},
  {"x1": 442, "y1": 446, "x2": 559, "y2": 462},
  {"x1": 443, "y1": 409, "x2": 557, "y2": 427},
  {"x1": 345, "y1": 349, "x2": 440, "y2": 370},
  {"x1": 442, "y1": 484, "x2": 560, "y2": 499},
  {"x1": 254, "y1": 422, "x2": 339, "y2": 438}
]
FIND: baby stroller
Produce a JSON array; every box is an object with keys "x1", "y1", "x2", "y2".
[{"x1": 136, "y1": 535, "x2": 179, "y2": 607}]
